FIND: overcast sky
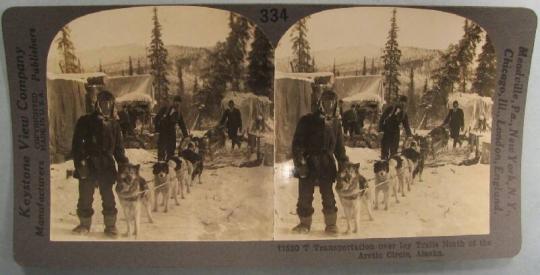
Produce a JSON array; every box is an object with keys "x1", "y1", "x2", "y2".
[
  {"x1": 50, "y1": 6, "x2": 231, "y2": 52},
  {"x1": 276, "y1": 7, "x2": 475, "y2": 58}
]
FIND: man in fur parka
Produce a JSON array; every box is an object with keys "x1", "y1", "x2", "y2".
[
  {"x1": 292, "y1": 88, "x2": 349, "y2": 234},
  {"x1": 71, "y1": 90, "x2": 129, "y2": 237}
]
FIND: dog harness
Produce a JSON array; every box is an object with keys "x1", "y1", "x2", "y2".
[{"x1": 339, "y1": 177, "x2": 367, "y2": 200}]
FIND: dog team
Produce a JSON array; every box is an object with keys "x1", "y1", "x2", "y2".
[
  {"x1": 71, "y1": 91, "x2": 204, "y2": 239},
  {"x1": 336, "y1": 137, "x2": 424, "y2": 234},
  {"x1": 115, "y1": 136, "x2": 205, "y2": 239}
]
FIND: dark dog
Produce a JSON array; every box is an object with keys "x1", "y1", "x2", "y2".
[
  {"x1": 402, "y1": 141, "x2": 424, "y2": 183},
  {"x1": 429, "y1": 126, "x2": 450, "y2": 157},
  {"x1": 192, "y1": 136, "x2": 208, "y2": 161},
  {"x1": 180, "y1": 142, "x2": 204, "y2": 185},
  {"x1": 204, "y1": 126, "x2": 227, "y2": 159}
]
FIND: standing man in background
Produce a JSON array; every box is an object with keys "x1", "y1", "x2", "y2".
[
  {"x1": 379, "y1": 95, "x2": 412, "y2": 159},
  {"x1": 443, "y1": 100, "x2": 465, "y2": 148},
  {"x1": 220, "y1": 100, "x2": 243, "y2": 150},
  {"x1": 154, "y1": 96, "x2": 189, "y2": 160}
]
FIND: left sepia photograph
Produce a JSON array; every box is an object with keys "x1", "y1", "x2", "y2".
[{"x1": 47, "y1": 6, "x2": 275, "y2": 241}]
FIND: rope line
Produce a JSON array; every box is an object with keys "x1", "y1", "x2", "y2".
[{"x1": 117, "y1": 178, "x2": 177, "y2": 199}]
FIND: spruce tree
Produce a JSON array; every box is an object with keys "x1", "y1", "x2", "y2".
[
  {"x1": 56, "y1": 25, "x2": 81, "y2": 73},
  {"x1": 202, "y1": 41, "x2": 229, "y2": 111},
  {"x1": 246, "y1": 27, "x2": 274, "y2": 97},
  {"x1": 290, "y1": 17, "x2": 313, "y2": 73},
  {"x1": 148, "y1": 7, "x2": 169, "y2": 103},
  {"x1": 128, "y1": 56, "x2": 134, "y2": 76},
  {"x1": 225, "y1": 12, "x2": 250, "y2": 91},
  {"x1": 193, "y1": 77, "x2": 199, "y2": 94},
  {"x1": 430, "y1": 43, "x2": 460, "y2": 119},
  {"x1": 419, "y1": 78, "x2": 431, "y2": 129},
  {"x1": 77, "y1": 58, "x2": 83, "y2": 73},
  {"x1": 362, "y1": 56, "x2": 367, "y2": 76},
  {"x1": 382, "y1": 9, "x2": 402, "y2": 103},
  {"x1": 311, "y1": 57, "x2": 317, "y2": 72},
  {"x1": 472, "y1": 35, "x2": 496, "y2": 97},
  {"x1": 407, "y1": 67, "x2": 416, "y2": 122},
  {"x1": 370, "y1": 57, "x2": 376, "y2": 75},
  {"x1": 98, "y1": 60, "x2": 103, "y2": 73},
  {"x1": 136, "y1": 58, "x2": 143, "y2": 74},
  {"x1": 456, "y1": 20, "x2": 482, "y2": 93},
  {"x1": 176, "y1": 60, "x2": 185, "y2": 97}
]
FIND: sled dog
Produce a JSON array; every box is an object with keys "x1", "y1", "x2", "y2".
[
  {"x1": 115, "y1": 163, "x2": 153, "y2": 239},
  {"x1": 336, "y1": 162, "x2": 374, "y2": 234},
  {"x1": 373, "y1": 159, "x2": 400, "y2": 210}
]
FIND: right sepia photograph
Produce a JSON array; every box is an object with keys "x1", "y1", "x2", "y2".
[{"x1": 273, "y1": 7, "x2": 494, "y2": 240}]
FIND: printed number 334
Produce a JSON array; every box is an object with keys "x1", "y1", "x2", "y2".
[{"x1": 260, "y1": 8, "x2": 288, "y2": 23}]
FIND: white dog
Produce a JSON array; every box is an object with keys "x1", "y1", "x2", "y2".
[{"x1": 373, "y1": 159, "x2": 400, "y2": 210}]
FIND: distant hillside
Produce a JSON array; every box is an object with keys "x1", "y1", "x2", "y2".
[
  {"x1": 276, "y1": 45, "x2": 441, "y2": 74},
  {"x1": 47, "y1": 44, "x2": 211, "y2": 75}
]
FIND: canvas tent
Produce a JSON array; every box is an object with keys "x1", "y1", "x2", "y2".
[
  {"x1": 106, "y1": 74, "x2": 155, "y2": 105},
  {"x1": 47, "y1": 72, "x2": 109, "y2": 163},
  {"x1": 334, "y1": 75, "x2": 385, "y2": 110},
  {"x1": 447, "y1": 92, "x2": 493, "y2": 131},
  {"x1": 220, "y1": 91, "x2": 273, "y2": 133},
  {"x1": 47, "y1": 73, "x2": 154, "y2": 163},
  {"x1": 274, "y1": 73, "x2": 317, "y2": 162}
]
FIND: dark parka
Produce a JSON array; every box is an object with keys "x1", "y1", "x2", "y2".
[
  {"x1": 379, "y1": 104, "x2": 412, "y2": 136},
  {"x1": 220, "y1": 107, "x2": 243, "y2": 130},
  {"x1": 154, "y1": 106, "x2": 189, "y2": 137},
  {"x1": 292, "y1": 111, "x2": 348, "y2": 183},
  {"x1": 72, "y1": 112, "x2": 129, "y2": 180},
  {"x1": 154, "y1": 106, "x2": 189, "y2": 160},
  {"x1": 443, "y1": 108, "x2": 465, "y2": 139}
]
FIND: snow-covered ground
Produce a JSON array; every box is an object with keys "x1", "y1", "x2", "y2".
[
  {"x1": 50, "y1": 138, "x2": 490, "y2": 241},
  {"x1": 50, "y1": 148, "x2": 274, "y2": 241},
  {"x1": 274, "y1": 146, "x2": 490, "y2": 240}
]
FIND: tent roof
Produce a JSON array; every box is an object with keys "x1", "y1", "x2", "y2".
[
  {"x1": 274, "y1": 71, "x2": 334, "y2": 83},
  {"x1": 105, "y1": 74, "x2": 154, "y2": 104},
  {"x1": 46, "y1": 72, "x2": 107, "y2": 83},
  {"x1": 447, "y1": 92, "x2": 493, "y2": 107},
  {"x1": 342, "y1": 92, "x2": 382, "y2": 103},
  {"x1": 334, "y1": 75, "x2": 384, "y2": 104},
  {"x1": 116, "y1": 93, "x2": 153, "y2": 103},
  {"x1": 221, "y1": 91, "x2": 272, "y2": 105}
]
